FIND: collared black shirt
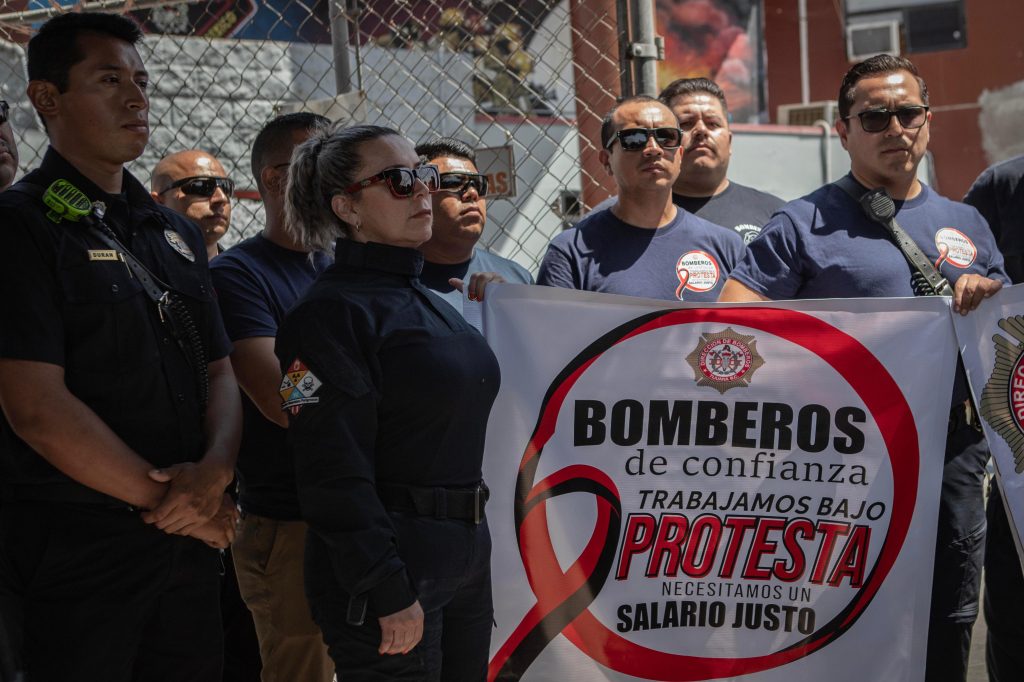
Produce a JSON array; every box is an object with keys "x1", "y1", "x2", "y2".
[
  {"x1": 964, "y1": 154, "x2": 1024, "y2": 284},
  {"x1": 0, "y1": 147, "x2": 230, "y2": 505},
  {"x1": 276, "y1": 239, "x2": 500, "y2": 616}
]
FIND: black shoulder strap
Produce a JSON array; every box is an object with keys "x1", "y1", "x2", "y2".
[
  {"x1": 833, "y1": 175, "x2": 953, "y2": 296},
  {"x1": 10, "y1": 178, "x2": 170, "y2": 304},
  {"x1": 7, "y1": 180, "x2": 44, "y2": 200}
]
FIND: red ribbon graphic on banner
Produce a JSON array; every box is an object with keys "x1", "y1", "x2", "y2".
[{"x1": 488, "y1": 307, "x2": 920, "y2": 681}]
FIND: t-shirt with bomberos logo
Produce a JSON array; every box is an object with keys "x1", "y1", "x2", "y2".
[
  {"x1": 729, "y1": 175, "x2": 1009, "y2": 405},
  {"x1": 730, "y1": 176, "x2": 1007, "y2": 301},
  {"x1": 537, "y1": 206, "x2": 745, "y2": 302}
]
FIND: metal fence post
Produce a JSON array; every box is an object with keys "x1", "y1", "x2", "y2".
[
  {"x1": 628, "y1": 0, "x2": 660, "y2": 96},
  {"x1": 330, "y1": 0, "x2": 353, "y2": 94}
]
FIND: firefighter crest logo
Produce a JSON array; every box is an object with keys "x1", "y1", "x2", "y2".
[
  {"x1": 979, "y1": 315, "x2": 1024, "y2": 473},
  {"x1": 280, "y1": 358, "x2": 322, "y2": 415},
  {"x1": 686, "y1": 328, "x2": 764, "y2": 394}
]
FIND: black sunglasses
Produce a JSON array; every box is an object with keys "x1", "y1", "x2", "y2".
[
  {"x1": 605, "y1": 127, "x2": 683, "y2": 151},
  {"x1": 159, "y1": 175, "x2": 235, "y2": 198},
  {"x1": 0, "y1": 101, "x2": 8, "y2": 125},
  {"x1": 344, "y1": 165, "x2": 440, "y2": 198},
  {"x1": 844, "y1": 105, "x2": 929, "y2": 133},
  {"x1": 438, "y1": 172, "x2": 488, "y2": 196}
]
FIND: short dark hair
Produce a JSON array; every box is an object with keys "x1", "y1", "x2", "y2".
[
  {"x1": 600, "y1": 95, "x2": 664, "y2": 149},
  {"x1": 838, "y1": 54, "x2": 929, "y2": 119},
  {"x1": 27, "y1": 12, "x2": 143, "y2": 92},
  {"x1": 251, "y1": 112, "x2": 331, "y2": 193},
  {"x1": 415, "y1": 137, "x2": 476, "y2": 165},
  {"x1": 658, "y1": 77, "x2": 728, "y2": 112}
]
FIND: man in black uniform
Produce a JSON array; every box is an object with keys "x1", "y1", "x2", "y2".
[
  {"x1": 0, "y1": 12, "x2": 241, "y2": 682},
  {"x1": 963, "y1": 154, "x2": 1024, "y2": 682}
]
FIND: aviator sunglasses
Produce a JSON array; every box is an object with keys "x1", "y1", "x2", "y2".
[
  {"x1": 843, "y1": 105, "x2": 930, "y2": 133},
  {"x1": 605, "y1": 127, "x2": 683, "y2": 151},
  {"x1": 345, "y1": 164, "x2": 440, "y2": 198},
  {"x1": 438, "y1": 172, "x2": 488, "y2": 196},
  {"x1": 158, "y1": 175, "x2": 235, "y2": 198}
]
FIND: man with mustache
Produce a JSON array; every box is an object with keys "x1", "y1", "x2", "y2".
[
  {"x1": 152, "y1": 149, "x2": 234, "y2": 261},
  {"x1": 660, "y1": 77, "x2": 783, "y2": 244},
  {"x1": 0, "y1": 12, "x2": 240, "y2": 680},
  {"x1": 538, "y1": 95, "x2": 744, "y2": 302},
  {"x1": 720, "y1": 55, "x2": 1005, "y2": 682},
  {"x1": 0, "y1": 99, "x2": 19, "y2": 191},
  {"x1": 415, "y1": 137, "x2": 532, "y2": 317}
]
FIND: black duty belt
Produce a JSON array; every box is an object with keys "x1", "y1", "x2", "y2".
[{"x1": 377, "y1": 481, "x2": 489, "y2": 524}]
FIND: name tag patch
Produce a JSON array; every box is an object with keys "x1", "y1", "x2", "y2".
[{"x1": 87, "y1": 249, "x2": 119, "y2": 261}]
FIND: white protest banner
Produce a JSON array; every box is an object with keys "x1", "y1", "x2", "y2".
[
  {"x1": 482, "y1": 286, "x2": 958, "y2": 682},
  {"x1": 953, "y1": 283, "x2": 1024, "y2": 562}
]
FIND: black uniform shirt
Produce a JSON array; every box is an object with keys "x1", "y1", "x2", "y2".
[
  {"x1": 276, "y1": 239, "x2": 500, "y2": 616},
  {"x1": 0, "y1": 147, "x2": 231, "y2": 505},
  {"x1": 964, "y1": 154, "x2": 1024, "y2": 284}
]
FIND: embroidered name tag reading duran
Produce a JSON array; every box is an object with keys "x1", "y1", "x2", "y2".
[{"x1": 87, "y1": 249, "x2": 119, "y2": 261}]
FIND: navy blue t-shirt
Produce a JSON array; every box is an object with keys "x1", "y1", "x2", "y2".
[
  {"x1": 537, "y1": 207, "x2": 745, "y2": 302},
  {"x1": 590, "y1": 181, "x2": 784, "y2": 245},
  {"x1": 731, "y1": 177, "x2": 1008, "y2": 404},
  {"x1": 732, "y1": 179, "x2": 1007, "y2": 299},
  {"x1": 211, "y1": 234, "x2": 332, "y2": 519}
]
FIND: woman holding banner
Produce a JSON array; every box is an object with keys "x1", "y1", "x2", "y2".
[{"x1": 275, "y1": 124, "x2": 501, "y2": 679}]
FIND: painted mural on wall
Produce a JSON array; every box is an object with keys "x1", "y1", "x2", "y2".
[
  {"x1": 656, "y1": 0, "x2": 763, "y2": 122},
  {"x1": 358, "y1": 0, "x2": 565, "y2": 117},
  {"x1": 133, "y1": 0, "x2": 332, "y2": 43},
  {"x1": 124, "y1": 0, "x2": 566, "y2": 118}
]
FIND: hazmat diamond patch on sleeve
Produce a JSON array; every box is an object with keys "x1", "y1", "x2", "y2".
[{"x1": 280, "y1": 357, "x2": 322, "y2": 414}]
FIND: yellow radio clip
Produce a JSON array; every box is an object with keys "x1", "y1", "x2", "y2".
[{"x1": 43, "y1": 179, "x2": 92, "y2": 224}]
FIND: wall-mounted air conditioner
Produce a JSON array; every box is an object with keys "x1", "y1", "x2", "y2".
[
  {"x1": 777, "y1": 101, "x2": 839, "y2": 127},
  {"x1": 846, "y1": 20, "x2": 901, "y2": 61}
]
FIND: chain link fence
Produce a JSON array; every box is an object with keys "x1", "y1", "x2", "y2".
[{"x1": 0, "y1": 0, "x2": 626, "y2": 272}]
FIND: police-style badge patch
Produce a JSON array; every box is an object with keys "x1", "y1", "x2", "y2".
[
  {"x1": 934, "y1": 227, "x2": 976, "y2": 269},
  {"x1": 675, "y1": 250, "x2": 721, "y2": 300},
  {"x1": 686, "y1": 328, "x2": 765, "y2": 394},
  {"x1": 164, "y1": 228, "x2": 196, "y2": 262},
  {"x1": 979, "y1": 315, "x2": 1024, "y2": 473},
  {"x1": 280, "y1": 358, "x2": 323, "y2": 415}
]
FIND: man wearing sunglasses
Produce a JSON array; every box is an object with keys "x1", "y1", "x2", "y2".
[
  {"x1": 152, "y1": 149, "x2": 234, "y2": 261},
  {"x1": 414, "y1": 137, "x2": 532, "y2": 316},
  {"x1": 588, "y1": 79, "x2": 784, "y2": 245},
  {"x1": 721, "y1": 55, "x2": 1005, "y2": 682},
  {"x1": 0, "y1": 100, "x2": 19, "y2": 191},
  {"x1": 538, "y1": 95, "x2": 744, "y2": 302}
]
